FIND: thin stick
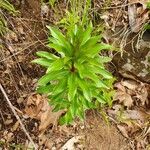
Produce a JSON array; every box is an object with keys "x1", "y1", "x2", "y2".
[{"x1": 0, "y1": 84, "x2": 37, "y2": 150}]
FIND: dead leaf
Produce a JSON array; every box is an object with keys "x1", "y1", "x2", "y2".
[
  {"x1": 136, "y1": 84, "x2": 148, "y2": 106},
  {"x1": 41, "y1": 3, "x2": 49, "y2": 17},
  {"x1": 124, "y1": 109, "x2": 149, "y2": 121},
  {"x1": 3, "y1": 131, "x2": 14, "y2": 142},
  {"x1": 128, "y1": 3, "x2": 137, "y2": 32},
  {"x1": 4, "y1": 119, "x2": 13, "y2": 125},
  {"x1": 17, "y1": 97, "x2": 24, "y2": 104},
  {"x1": 38, "y1": 134, "x2": 54, "y2": 149},
  {"x1": 12, "y1": 121, "x2": 20, "y2": 132},
  {"x1": 121, "y1": 80, "x2": 138, "y2": 90},
  {"x1": 117, "y1": 125, "x2": 129, "y2": 138},
  {"x1": 24, "y1": 94, "x2": 64, "y2": 132},
  {"x1": 60, "y1": 136, "x2": 84, "y2": 150},
  {"x1": 5, "y1": 31, "x2": 18, "y2": 42},
  {"x1": 114, "y1": 90, "x2": 133, "y2": 107},
  {"x1": 114, "y1": 80, "x2": 149, "y2": 107},
  {"x1": 128, "y1": 0, "x2": 149, "y2": 32}
]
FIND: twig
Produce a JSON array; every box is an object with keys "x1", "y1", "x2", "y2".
[{"x1": 0, "y1": 84, "x2": 37, "y2": 150}]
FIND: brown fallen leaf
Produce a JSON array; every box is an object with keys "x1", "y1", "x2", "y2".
[
  {"x1": 114, "y1": 90, "x2": 133, "y2": 108},
  {"x1": 136, "y1": 84, "x2": 148, "y2": 106},
  {"x1": 38, "y1": 134, "x2": 54, "y2": 149},
  {"x1": 128, "y1": 0, "x2": 149, "y2": 32},
  {"x1": 128, "y1": 3, "x2": 137, "y2": 32},
  {"x1": 124, "y1": 109, "x2": 149, "y2": 121},
  {"x1": 121, "y1": 80, "x2": 138, "y2": 90},
  {"x1": 60, "y1": 136, "x2": 84, "y2": 150},
  {"x1": 4, "y1": 119, "x2": 13, "y2": 125},
  {"x1": 114, "y1": 80, "x2": 149, "y2": 107},
  {"x1": 12, "y1": 121, "x2": 20, "y2": 132},
  {"x1": 24, "y1": 94, "x2": 64, "y2": 132},
  {"x1": 3, "y1": 131, "x2": 14, "y2": 142},
  {"x1": 117, "y1": 125, "x2": 129, "y2": 138}
]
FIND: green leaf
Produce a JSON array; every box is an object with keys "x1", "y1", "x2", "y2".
[
  {"x1": 52, "y1": 79, "x2": 67, "y2": 96},
  {"x1": 47, "y1": 43, "x2": 66, "y2": 56},
  {"x1": 52, "y1": 104, "x2": 62, "y2": 112},
  {"x1": 59, "y1": 111, "x2": 73, "y2": 125},
  {"x1": 32, "y1": 58, "x2": 52, "y2": 67},
  {"x1": 0, "y1": 0, "x2": 18, "y2": 14},
  {"x1": 81, "y1": 35, "x2": 100, "y2": 50},
  {"x1": 68, "y1": 73, "x2": 77, "y2": 101},
  {"x1": 75, "y1": 63, "x2": 100, "y2": 84},
  {"x1": 97, "y1": 67, "x2": 113, "y2": 79},
  {"x1": 96, "y1": 80, "x2": 109, "y2": 89},
  {"x1": 77, "y1": 78, "x2": 91, "y2": 101},
  {"x1": 47, "y1": 26, "x2": 72, "y2": 55},
  {"x1": 70, "y1": 97, "x2": 78, "y2": 117},
  {"x1": 38, "y1": 70, "x2": 68, "y2": 86},
  {"x1": 46, "y1": 58, "x2": 64, "y2": 73},
  {"x1": 77, "y1": 106, "x2": 85, "y2": 120},
  {"x1": 98, "y1": 56, "x2": 112, "y2": 63},
  {"x1": 37, "y1": 84, "x2": 53, "y2": 94},
  {"x1": 81, "y1": 23, "x2": 93, "y2": 46},
  {"x1": 96, "y1": 95, "x2": 107, "y2": 104},
  {"x1": 36, "y1": 51, "x2": 58, "y2": 60},
  {"x1": 86, "y1": 43, "x2": 112, "y2": 56},
  {"x1": 75, "y1": 62, "x2": 84, "y2": 78},
  {"x1": 88, "y1": 58, "x2": 101, "y2": 67},
  {"x1": 49, "y1": 93, "x2": 65, "y2": 105},
  {"x1": 47, "y1": 26, "x2": 65, "y2": 42},
  {"x1": 103, "y1": 90, "x2": 115, "y2": 107},
  {"x1": 52, "y1": 99, "x2": 70, "y2": 112},
  {"x1": 87, "y1": 65, "x2": 112, "y2": 79},
  {"x1": 80, "y1": 95, "x2": 95, "y2": 109},
  {"x1": 98, "y1": 43, "x2": 112, "y2": 51},
  {"x1": 147, "y1": 1, "x2": 150, "y2": 9}
]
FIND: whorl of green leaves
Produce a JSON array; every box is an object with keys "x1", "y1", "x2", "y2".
[{"x1": 32, "y1": 23, "x2": 115, "y2": 124}]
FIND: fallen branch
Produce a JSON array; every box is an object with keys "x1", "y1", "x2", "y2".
[{"x1": 0, "y1": 84, "x2": 37, "y2": 150}]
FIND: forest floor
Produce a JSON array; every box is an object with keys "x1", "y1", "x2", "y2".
[{"x1": 0, "y1": 0, "x2": 150, "y2": 149}]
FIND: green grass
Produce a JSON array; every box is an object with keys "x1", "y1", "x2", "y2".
[{"x1": 0, "y1": 0, "x2": 18, "y2": 36}]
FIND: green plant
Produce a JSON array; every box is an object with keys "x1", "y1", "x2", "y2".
[
  {"x1": 0, "y1": 0, "x2": 18, "y2": 35},
  {"x1": 58, "y1": 0, "x2": 91, "y2": 29},
  {"x1": 32, "y1": 23, "x2": 115, "y2": 124},
  {"x1": 49, "y1": 0, "x2": 57, "y2": 8}
]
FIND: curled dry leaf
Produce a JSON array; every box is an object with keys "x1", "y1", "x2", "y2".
[{"x1": 24, "y1": 94, "x2": 64, "y2": 132}]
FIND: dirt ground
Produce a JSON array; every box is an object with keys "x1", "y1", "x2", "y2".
[{"x1": 0, "y1": 0, "x2": 150, "y2": 149}]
